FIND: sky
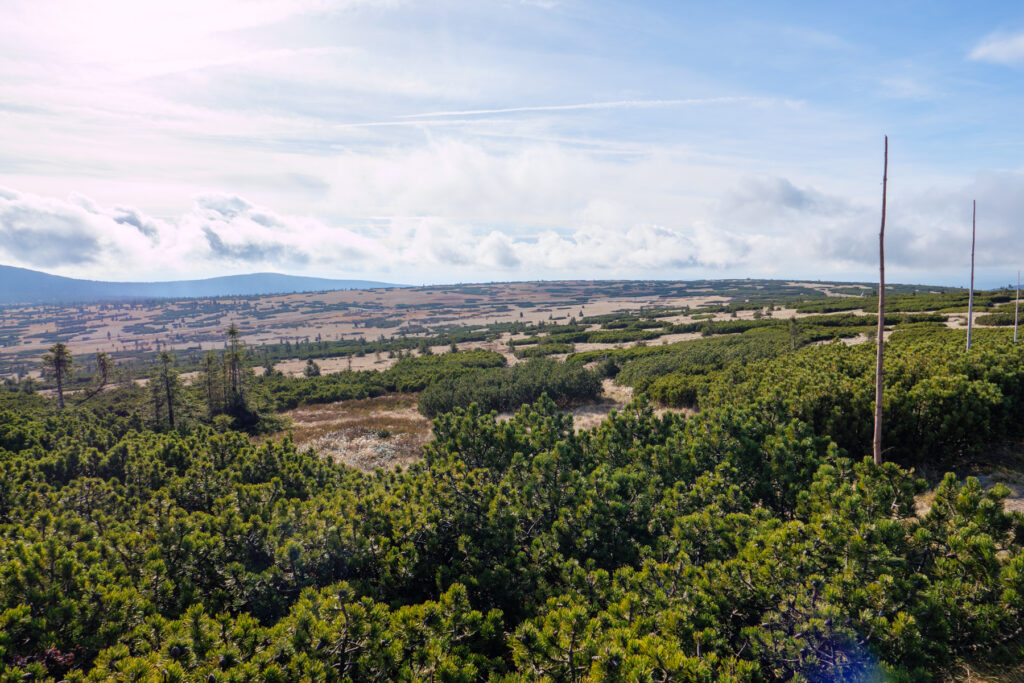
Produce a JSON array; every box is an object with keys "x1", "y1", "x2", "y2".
[{"x1": 1, "y1": 1, "x2": 1023, "y2": 287}]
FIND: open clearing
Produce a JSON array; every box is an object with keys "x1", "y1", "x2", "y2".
[
  {"x1": 272, "y1": 379, "x2": 694, "y2": 471},
  {"x1": 274, "y1": 394, "x2": 430, "y2": 471}
]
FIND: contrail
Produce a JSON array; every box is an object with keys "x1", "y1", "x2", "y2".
[
  {"x1": 327, "y1": 96, "x2": 787, "y2": 130},
  {"x1": 331, "y1": 118, "x2": 492, "y2": 130},
  {"x1": 399, "y1": 97, "x2": 766, "y2": 119}
]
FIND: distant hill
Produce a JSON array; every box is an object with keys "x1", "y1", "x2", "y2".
[{"x1": 0, "y1": 265, "x2": 401, "y2": 304}]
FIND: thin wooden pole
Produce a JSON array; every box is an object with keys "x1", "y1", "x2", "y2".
[
  {"x1": 873, "y1": 136, "x2": 887, "y2": 466},
  {"x1": 967, "y1": 200, "x2": 976, "y2": 351},
  {"x1": 1015, "y1": 270, "x2": 1020, "y2": 343}
]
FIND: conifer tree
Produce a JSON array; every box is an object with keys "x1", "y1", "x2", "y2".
[
  {"x1": 152, "y1": 351, "x2": 182, "y2": 429},
  {"x1": 225, "y1": 323, "x2": 245, "y2": 411},
  {"x1": 41, "y1": 342, "x2": 73, "y2": 410},
  {"x1": 201, "y1": 351, "x2": 223, "y2": 418}
]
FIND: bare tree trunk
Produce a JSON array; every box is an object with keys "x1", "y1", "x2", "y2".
[
  {"x1": 967, "y1": 200, "x2": 976, "y2": 351},
  {"x1": 1015, "y1": 270, "x2": 1019, "y2": 343},
  {"x1": 873, "y1": 136, "x2": 888, "y2": 467}
]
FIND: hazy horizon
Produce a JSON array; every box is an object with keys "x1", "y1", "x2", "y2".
[
  {"x1": 2, "y1": 1, "x2": 1023, "y2": 288},
  {"x1": 1, "y1": 262, "x2": 992, "y2": 293}
]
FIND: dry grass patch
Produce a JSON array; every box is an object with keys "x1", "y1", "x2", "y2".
[
  {"x1": 273, "y1": 393, "x2": 431, "y2": 471},
  {"x1": 569, "y1": 380, "x2": 632, "y2": 431},
  {"x1": 568, "y1": 380, "x2": 692, "y2": 431}
]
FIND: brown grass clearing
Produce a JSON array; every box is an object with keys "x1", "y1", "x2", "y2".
[
  {"x1": 508, "y1": 380, "x2": 693, "y2": 432},
  {"x1": 270, "y1": 381, "x2": 690, "y2": 470},
  {"x1": 786, "y1": 282, "x2": 871, "y2": 298},
  {"x1": 814, "y1": 333, "x2": 870, "y2": 347},
  {"x1": 272, "y1": 394, "x2": 431, "y2": 471},
  {"x1": 267, "y1": 354, "x2": 397, "y2": 377},
  {"x1": 568, "y1": 380, "x2": 634, "y2": 431},
  {"x1": 946, "y1": 313, "x2": 970, "y2": 328}
]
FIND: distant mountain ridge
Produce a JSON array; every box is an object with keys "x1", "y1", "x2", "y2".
[{"x1": 0, "y1": 265, "x2": 401, "y2": 304}]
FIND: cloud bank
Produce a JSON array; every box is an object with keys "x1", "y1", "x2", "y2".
[{"x1": 5, "y1": 165, "x2": 1024, "y2": 286}]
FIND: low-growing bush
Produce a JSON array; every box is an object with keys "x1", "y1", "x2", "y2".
[{"x1": 418, "y1": 358, "x2": 602, "y2": 417}]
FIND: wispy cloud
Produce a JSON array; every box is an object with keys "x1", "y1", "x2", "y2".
[
  {"x1": 969, "y1": 30, "x2": 1024, "y2": 65},
  {"x1": 519, "y1": 0, "x2": 560, "y2": 9},
  {"x1": 878, "y1": 76, "x2": 935, "y2": 100},
  {"x1": 400, "y1": 97, "x2": 783, "y2": 119},
  {"x1": 328, "y1": 97, "x2": 792, "y2": 131}
]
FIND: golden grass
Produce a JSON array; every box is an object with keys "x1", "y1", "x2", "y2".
[{"x1": 270, "y1": 393, "x2": 431, "y2": 472}]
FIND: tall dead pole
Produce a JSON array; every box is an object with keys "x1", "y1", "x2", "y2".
[
  {"x1": 873, "y1": 136, "x2": 887, "y2": 466},
  {"x1": 967, "y1": 200, "x2": 976, "y2": 351},
  {"x1": 1016, "y1": 270, "x2": 1020, "y2": 344}
]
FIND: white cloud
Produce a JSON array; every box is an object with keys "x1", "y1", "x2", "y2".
[
  {"x1": 0, "y1": 187, "x2": 383, "y2": 279},
  {"x1": 478, "y1": 231, "x2": 521, "y2": 268},
  {"x1": 969, "y1": 31, "x2": 1024, "y2": 65},
  {"x1": 0, "y1": 186, "x2": 154, "y2": 268},
  {"x1": 4, "y1": 170, "x2": 1024, "y2": 287},
  {"x1": 0, "y1": 183, "x2": 754, "y2": 279}
]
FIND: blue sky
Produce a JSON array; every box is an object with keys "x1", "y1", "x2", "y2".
[{"x1": 1, "y1": 0, "x2": 1023, "y2": 286}]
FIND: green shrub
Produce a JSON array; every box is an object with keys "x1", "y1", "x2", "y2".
[{"x1": 418, "y1": 358, "x2": 602, "y2": 417}]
